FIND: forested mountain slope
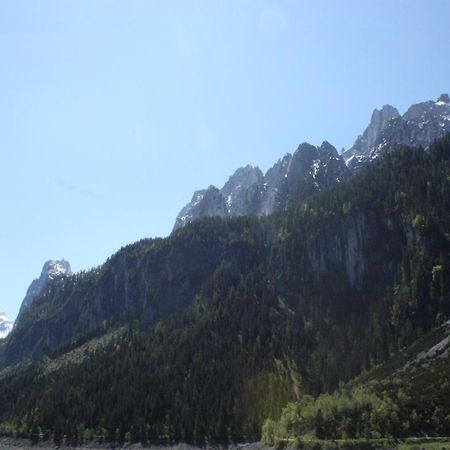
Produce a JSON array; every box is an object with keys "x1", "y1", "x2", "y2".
[
  {"x1": 0, "y1": 135, "x2": 449, "y2": 443},
  {"x1": 262, "y1": 319, "x2": 450, "y2": 444}
]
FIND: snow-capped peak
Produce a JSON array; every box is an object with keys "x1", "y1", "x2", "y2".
[{"x1": 44, "y1": 259, "x2": 72, "y2": 280}]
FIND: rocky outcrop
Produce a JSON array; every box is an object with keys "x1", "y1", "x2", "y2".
[
  {"x1": 0, "y1": 309, "x2": 13, "y2": 339},
  {"x1": 344, "y1": 94, "x2": 450, "y2": 172},
  {"x1": 175, "y1": 94, "x2": 450, "y2": 228},
  {"x1": 173, "y1": 186, "x2": 228, "y2": 231},
  {"x1": 221, "y1": 165, "x2": 264, "y2": 216},
  {"x1": 18, "y1": 260, "x2": 72, "y2": 318},
  {"x1": 342, "y1": 105, "x2": 400, "y2": 164},
  {"x1": 174, "y1": 142, "x2": 350, "y2": 230}
]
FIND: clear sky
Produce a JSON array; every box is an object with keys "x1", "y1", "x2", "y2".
[{"x1": 1, "y1": 0, "x2": 449, "y2": 321}]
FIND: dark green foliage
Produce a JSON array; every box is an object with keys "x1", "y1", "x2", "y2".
[
  {"x1": 0, "y1": 135, "x2": 449, "y2": 443},
  {"x1": 262, "y1": 336, "x2": 450, "y2": 443}
]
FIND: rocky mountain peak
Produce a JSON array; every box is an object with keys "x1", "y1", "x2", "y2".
[
  {"x1": 292, "y1": 143, "x2": 317, "y2": 165},
  {"x1": 42, "y1": 259, "x2": 72, "y2": 280},
  {"x1": 403, "y1": 95, "x2": 450, "y2": 122},
  {"x1": 173, "y1": 95, "x2": 450, "y2": 229},
  {"x1": 295, "y1": 142, "x2": 316, "y2": 154},
  {"x1": 310, "y1": 141, "x2": 351, "y2": 188},
  {"x1": 174, "y1": 140, "x2": 350, "y2": 229},
  {"x1": 437, "y1": 93, "x2": 450, "y2": 104},
  {"x1": 344, "y1": 94, "x2": 450, "y2": 172},
  {"x1": 18, "y1": 259, "x2": 72, "y2": 317},
  {"x1": 318, "y1": 141, "x2": 339, "y2": 158},
  {"x1": 0, "y1": 309, "x2": 13, "y2": 339},
  {"x1": 221, "y1": 165, "x2": 263, "y2": 194},
  {"x1": 342, "y1": 104, "x2": 400, "y2": 166},
  {"x1": 173, "y1": 186, "x2": 228, "y2": 231},
  {"x1": 221, "y1": 165, "x2": 264, "y2": 216}
]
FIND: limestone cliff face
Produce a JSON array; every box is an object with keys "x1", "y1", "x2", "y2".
[
  {"x1": 306, "y1": 212, "x2": 414, "y2": 290},
  {"x1": 258, "y1": 153, "x2": 293, "y2": 216},
  {"x1": 342, "y1": 105, "x2": 400, "y2": 164},
  {"x1": 344, "y1": 94, "x2": 450, "y2": 172},
  {"x1": 175, "y1": 95, "x2": 450, "y2": 228},
  {"x1": 173, "y1": 186, "x2": 228, "y2": 231},
  {"x1": 221, "y1": 165, "x2": 264, "y2": 216},
  {"x1": 174, "y1": 142, "x2": 350, "y2": 230}
]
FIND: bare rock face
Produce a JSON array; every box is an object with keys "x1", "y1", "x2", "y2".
[
  {"x1": 342, "y1": 105, "x2": 400, "y2": 164},
  {"x1": 344, "y1": 94, "x2": 450, "y2": 172},
  {"x1": 18, "y1": 259, "x2": 72, "y2": 317},
  {"x1": 0, "y1": 309, "x2": 13, "y2": 339},
  {"x1": 221, "y1": 165, "x2": 264, "y2": 216},
  {"x1": 173, "y1": 186, "x2": 228, "y2": 231},
  {"x1": 174, "y1": 94, "x2": 450, "y2": 229},
  {"x1": 259, "y1": 153, "x2": 293, "y2": 216},
  {"x1": 174, "y1": 142, "x2": 350, "y2": 230},
  {"x1": 261, "y1": 141, "x2": 350, "y2": 214}
]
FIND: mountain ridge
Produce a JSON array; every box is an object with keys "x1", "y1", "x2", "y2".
[
  {"x1": 174, "y1": 94, "x2": 450, "y2": 231},
  {"x1": 174, "y1": 140, "x2": 350, "y2": 231},
  {"x1": 344, "y1": 93, "x2": 450, "y2": 171},
  {"x1": 0, "y1": 135, "x2": 449, "y2": 442},
  {"x1": 1, "y1": 92, "x2": 449, "y2": 444}
]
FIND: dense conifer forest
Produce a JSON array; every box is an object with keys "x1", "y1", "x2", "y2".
[{"x1": 0, "y1": 135, "x2": 449, "y2": 445}]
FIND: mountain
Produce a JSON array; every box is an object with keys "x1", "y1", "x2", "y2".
[
  {"x1": 174, "y1": 141, "x2": 350, "y2": 230},
  {"x1": 344, "y1": 94, "x2": 450, "y2": 171},
  {"x1": 221, "y1": 165, "x2": 264, "y2": 216},
  {"x1": 342, "y1": 104, "x2": 400, "y2": 163},
  {"x1": 0, "y1": 310, "x2": 13, "y2": 339},
  {"x1": 174, "y1": 94, "x2": 450, "y2": 231},
  {"x1": 0, "y1": 135, "x2": 448, "y2": 443},
  {"x1": 263, "y1": 319, "x2": 450, "y2": 444},
  {"x1": 18, "y1": 259, "x2": 72, "y2": 318},
  {"x1": 173, "y1": 185, "x2": 229, "y2": 230}
]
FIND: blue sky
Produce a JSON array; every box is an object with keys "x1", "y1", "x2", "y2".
[{"x1": 1, "y1": 0, "x2": 450, "y2": 320}]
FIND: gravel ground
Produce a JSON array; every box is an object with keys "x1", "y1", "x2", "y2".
[{"x1": 0, "y1": 438, "x2": 272, "y2": 450}]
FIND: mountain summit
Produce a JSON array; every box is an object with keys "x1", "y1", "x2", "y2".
[
  {"x1": 18, "y1": 259, "x2": 72, "y2": 318},
  {"x1": 344, "y1": 94, "x2": 450, "y2": 171},
  {"x1": 174, "y1": 94, "x2": 450, "y2": 231},
  {"x1": 0, "y1": 309, "x2": 13, "y2": 339},
  {"x1": 173, "y1": 141, "x2": 350, "y2": 230},
  {"x1": 342, "y1": 104, "x2": 400, "y2": 164}
]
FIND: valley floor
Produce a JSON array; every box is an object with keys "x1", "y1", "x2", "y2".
[
  {"x1": 0, "y1": 438, "x2": 272, "y2": 450},
  {"x1": 2, "y1": 436, "x2": 450, "y2": 450}
]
